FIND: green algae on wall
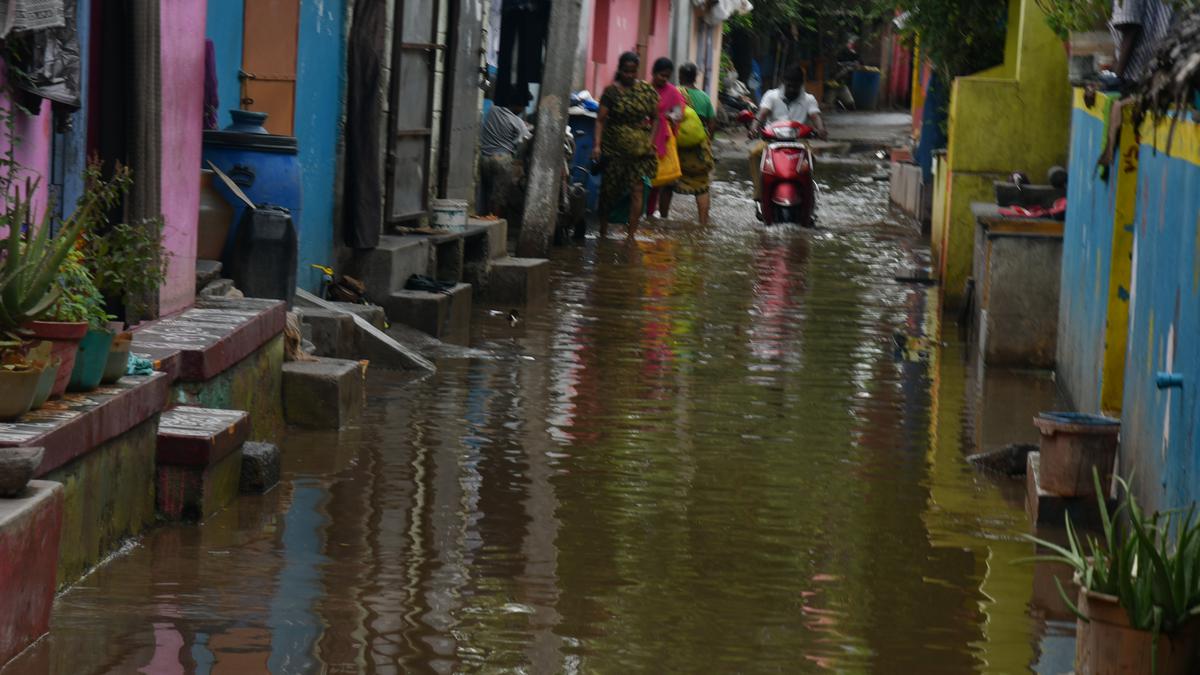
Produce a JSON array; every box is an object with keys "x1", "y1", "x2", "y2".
[{"x1": 173, "y1": 335, "x2": 285, "y2": 443}]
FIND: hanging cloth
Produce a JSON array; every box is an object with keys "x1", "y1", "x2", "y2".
[{"x1": 203, "y1": 39, "x2": 219, "y2": 130}]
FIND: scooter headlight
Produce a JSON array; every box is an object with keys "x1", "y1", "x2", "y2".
[{"x1": 771, "y1": 126, "x2": 797, "y2": 141}]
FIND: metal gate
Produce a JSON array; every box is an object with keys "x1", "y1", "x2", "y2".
[{"x1": 386, "y1": 0, "x2": 443, "y2": 224}]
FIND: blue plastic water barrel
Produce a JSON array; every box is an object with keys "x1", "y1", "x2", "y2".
[
  {"x1": 850, "y1": 70, "x2": 882, "y2": 110},
  {"x1": 201, "y1": 110, "x2": 301, "y2": 263}
]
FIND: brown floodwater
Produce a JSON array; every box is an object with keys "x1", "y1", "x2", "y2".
[{"x1": 8, "y1": 162, "x2": 1069, "y2": 674}]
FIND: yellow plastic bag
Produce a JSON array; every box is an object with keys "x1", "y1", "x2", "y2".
[{"x1": 653, "y1": 132, "x2": 682, "y2": 187}]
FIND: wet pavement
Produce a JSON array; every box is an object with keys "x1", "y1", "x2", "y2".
[{"x1": 11, "y1": 149, "x2": 1068, "y2": 673}]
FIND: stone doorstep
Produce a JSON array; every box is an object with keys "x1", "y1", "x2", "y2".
[
  {"x1": 383, "y1": 283, "x2": 473, "y2": 345},
  {"x1": 0, "y1": 480, "x2": 63, "y2": 667},
  {"x1": 1026, "y1": 452, "x2": 1116, "y2": 531},
  {"x1": 131, "y1": 296, "x2": 286, "y2": 383},
  {"x1": 156, "y1": 406, "x2": 251, "y2": 467},
  {"x1": 485, "y1": 257, "x2": 550, "y2": 306},
  {"x1": 156, "y1": 447, "x2": 244, "y2": 522},
  {"x1": 282, "y1": 358, "x2": 365, "y2": 430},
  {"x1": 0, "y1": 373, "x2": 170, "y2": 478}
]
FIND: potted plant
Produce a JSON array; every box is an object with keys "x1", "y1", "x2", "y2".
[
  {"x1": 101, "y1": 330, "x2": 132, "y2": 384},
  {"x1": 0, "y1": 346, "x2": 44, "y2": 420},
  {"x1": 1023, "y1": 471, "x2": 1200, "y2": 674},
  {"x1": 46, "y1": 248, "x2": 116, "y2": 393},
  {"x1": 81, "y1": 215, "x2": 168, "y2": 327}
]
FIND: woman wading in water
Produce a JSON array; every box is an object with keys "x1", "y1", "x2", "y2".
[{"x1": 592, "y1": 51, "x2": 659, "y2": 237}]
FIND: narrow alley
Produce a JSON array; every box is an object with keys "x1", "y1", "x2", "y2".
[{"x1": 9, "y1": 133, "x2": 1063, "y2": 673}]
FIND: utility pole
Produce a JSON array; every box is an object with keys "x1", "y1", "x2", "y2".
[{"x1": 517, "y1": 0, "x2": 584, "y2": 257}]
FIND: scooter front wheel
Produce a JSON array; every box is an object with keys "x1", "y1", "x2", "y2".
[{"x1": 773, "y1": 205, "x2": 801, "y2": 225}]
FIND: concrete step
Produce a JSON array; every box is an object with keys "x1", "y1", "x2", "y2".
[
  {"x1": 353, "y1": 235, "x2": 432, "y2": 303},
  {"x1": 485, "y1": 257, "x2": 550, "y2": 306},
  {"x1": 383, "y1": 283, "x2": 473, "y2": 345},
  {"x1": 0, "y1": 480, "x2": 63, "y2": 666},
  {"x1": 282, "y1": 358, "x2": 366, "y2": 430},
  {"x1": 155, "y1": 406, "x2": 251, "y2": 521}
]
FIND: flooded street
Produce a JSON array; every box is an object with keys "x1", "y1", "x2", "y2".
[{"x1": 12, "y1": 158, "x2": 1063, "y2": 673}]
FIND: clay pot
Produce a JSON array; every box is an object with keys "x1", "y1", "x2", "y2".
[
  {"x1": 101, "y1": 332, "x2": 133, "y2": 384},
  {"x1": 24, "y1": 320, "x2": 87, "y2": 399},
  {"x1": 1034, "y1": 412, "x2": 1120, "y2": 497},
  {"x1": 29, "y1": 356, "x2": 61, "y2": 410},
  {"x1": 0, "y1": 365, "x2": 42, "y2": 421},
  {"x1": 0, "y1": 446, "x2": 43, "y2": 497},
  {"x1": 67, "y1": 328, "x2": 115, "y2": 392},
  {"x1": 1076, "y1": 588, "x2": 1200, "y2": 674}
]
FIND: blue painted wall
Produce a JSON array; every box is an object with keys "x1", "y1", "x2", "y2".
[
  {"x1": 1057, "y1": 103, "x2": 1117, "y2": 413},
  {"x1": 1120, "y1": 122, "x2": 1200, "y2": 513},
  {"x1": 55, "y1": 0, "x2": 91, "y2": 216},
  {"x1": 294, "y1": 0, "x2": 346, "y2": 291},
  {"x1": 205, "y1": 0, "x2": 245, "y2": 130},
  {"x1": 205, "y1": 0, "x2": 345, "y2": 293}
]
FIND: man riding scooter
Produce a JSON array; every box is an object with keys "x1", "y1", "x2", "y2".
[{"x1": 749, "y1": 65, "x2": 828, "y2": 222}]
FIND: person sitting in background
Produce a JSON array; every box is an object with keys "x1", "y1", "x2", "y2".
[
  {"x1": 480, "y1": 87, "x2": 532, "y2": 222},
  {"x1": 1098, "y1": 0, "x2": 1174, "y2": 174}
]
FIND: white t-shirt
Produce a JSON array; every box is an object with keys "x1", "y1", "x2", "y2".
[{"x1": 759, "y1": 87, "x2": 821, "y2": 125}]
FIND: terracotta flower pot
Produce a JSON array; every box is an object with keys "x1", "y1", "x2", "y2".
[
  {"x1": 67, "y1": 328, "x2": 115, "y2": 393},
  {"x1": 101, "y1": 332, "x2": 132, "y2": 384},
  {"x1": 1076, "y1": 588, "x2": 1200, "y2": 674},
  {"x1": 0, "y1": 365, "x2": 43, "y2": 421},
  {"x1": 24, "y1": 320, "x2": 87, "y2": 398}
]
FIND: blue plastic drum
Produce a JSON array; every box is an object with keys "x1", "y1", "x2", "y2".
[{"x1": 201, "y1": 110, "x2": 301, "y2": 262}]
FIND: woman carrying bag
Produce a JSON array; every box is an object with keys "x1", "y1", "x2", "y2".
[{"x1": 660, "y1": 62, "x2": 716, "y2": 226}]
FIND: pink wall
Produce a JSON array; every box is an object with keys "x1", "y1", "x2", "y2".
[
  {"x1": 158, "y1": 0, "x2": 206, "y2": 316},
  {"x1": 0, "y1": 63, "x2": 53, "y2": 225},
  {"x1": 585, "y1": 0, "x2": 672, "y2": 95}
]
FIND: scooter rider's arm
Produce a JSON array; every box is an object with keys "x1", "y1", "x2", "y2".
[
  {"x1": 810, "y1": 111, "x2": 828, "y2": 140},
  {"x1": 750, "y1": 100, "x2": 771, "y2": 138}
]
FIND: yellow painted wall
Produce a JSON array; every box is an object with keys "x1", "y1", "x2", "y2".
[
  {"x1": 1101, "y1": 98, "x2": 1138, "y2": 413},
  {"x1": 938, "y1": 0, "x2": 1072, "y2": 309}
]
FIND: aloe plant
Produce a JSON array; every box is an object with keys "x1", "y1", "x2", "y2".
[
  {"x1": 0, "y1": 163, "x2": 131, "y2": 341},
  {"x1": 1020, "y1": 469, "x2": 1200, "y2": 674}
]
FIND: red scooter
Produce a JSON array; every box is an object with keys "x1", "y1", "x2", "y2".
[{"x1": 758, "y1": 120, "x2": 818, "y2": 227}]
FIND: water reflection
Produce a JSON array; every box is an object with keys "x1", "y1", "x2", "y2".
[{"x1": 11, "y1": 166, "x2": 1054, "y2": 674}]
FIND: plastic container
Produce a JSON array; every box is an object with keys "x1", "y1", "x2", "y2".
[
  {"x1": 432, "y1": 199, "x2": 469, "y2": 230},
  {"x1": 850, "y1": 70, "x2": 881, "y2": 110},
  {"x1": 569, "y1": 114, "x2": 601, "y2": 213},
  {"x1": 201, "y1": 110, "x2": 301, "y2": 263},
  {"x1": 68, "y1": 329, "x2": 116, "y2": 392},
  {"x1": 1033, "y1": 412, "x2": 1121, "y2": 497},
  {"x1": 226, "y1": 205, "x2": 298, "y2": 307}
]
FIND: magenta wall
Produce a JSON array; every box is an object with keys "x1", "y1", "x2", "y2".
[
  {"x1": 585, "y1": 0, "x2": 672, "y2": 95},
  {"x1": 159, "y1": 0, "x2": 206, "y2": 316},
  {"x1": 0, "y1": 63, "x2": 53, "y2": 224}
]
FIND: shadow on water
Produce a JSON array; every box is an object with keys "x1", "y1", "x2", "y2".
[{"x1": 12, "y1": 164, "x2": 1063, "y2": 674}]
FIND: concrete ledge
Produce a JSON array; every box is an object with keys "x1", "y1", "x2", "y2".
[
  {"x1": 283, "y1": 358, "x2": 365, "y2": 430},
  {"x1": 1026, "y1": 452, "x2": 1114, "y2": 530},
  {"x1": 132, "y1": 297, "x2": 286, "y2": 382},
  {"x1": 156, "y1": 406, "x2": 250, "y2": 467},
  {"x1": 156, "y1": 447, "x2": 244, "y2": 522},
  {"x1": 354, "y1": 236, "x2": 432, "y2": 304},
  {"x1": 384, "y1": 283, "x2": 473, "y2": 345},
  {"x1": 239, "y1": 442, "x2": 280, "y2": 494},
  {"x1": 486, "y1": 257, "x2": 550, "y2": 306},
  {"x1": 0, "y1": 373, "x2": 169, "y2": 478},
  {"x1": 0, "y1": 480, "x2": 63, "y2": 667}
]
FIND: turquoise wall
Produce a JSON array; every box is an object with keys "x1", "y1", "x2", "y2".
[
  {"x1": 1120, "y1": 121, "x2": 1200, "y2": 513},
  {"x1": 204, "y1": 0, "x2": 244, "y2": 131},
  {"x1": 1057, "y1": 104, "x2": 1117, "y2": 412}
]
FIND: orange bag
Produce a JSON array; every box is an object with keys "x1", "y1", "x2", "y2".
[{"x1": 652, "y1": 131, "x2": 682, "y2": 187}]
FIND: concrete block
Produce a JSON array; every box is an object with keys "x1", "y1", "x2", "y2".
[
  {"x1": 282, "y1": 358, "x2": 365, "y2": 429},
  {"x1": 486, "y1": 257, "x2": 550, "y2": 306},
  {"x1": 156, "y1": 447, "x2": 244, "y2": 521},
  {"x1": 331, "y1": 301, "x2": 387, "y2": 329},
  {"x1": 239, "y1": 441, "x2": 280, "y2": 494},
  {"x1": 1026, "y1": 452, "x2": 1115, "y2": 530},
  {"x1": 297, "y1": 308, "x2": 356, "y2": 358},
  {"x1": 384, "y1": 283, "x2": 473, "y2": 345},
  {"x1": 353, "y1": 236, "x2": 431, "y2": 302},
  {"x1": 469, "y1": 217, "x2": 509, "y2": 260},
  {"x1": 195, "y1": 259, "x2": 223, "y2": 292},
  {"x1": 0, "y1": 480, "x2": 63, "y2": 666}
]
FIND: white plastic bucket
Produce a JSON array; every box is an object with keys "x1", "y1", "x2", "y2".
[{"x1": 431, "y1": 199, "x2": 468, "y2": 230}]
